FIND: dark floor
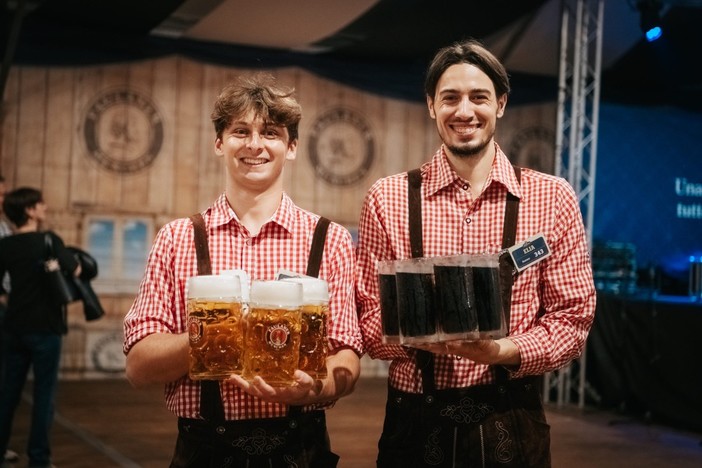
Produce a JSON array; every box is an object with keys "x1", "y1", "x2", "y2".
[{"x1": 5, "y1": 378, "x2": 702, "y2": 467}]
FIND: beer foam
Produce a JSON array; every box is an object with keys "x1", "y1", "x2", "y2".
[
  {"x1": 282, "y1": 277, "x2": 329, "y2": 302},
  {"x1": 250, "y1": 279, "x2": 303, "y2": 307},
  {"x1": 220, "y1": 269, "x2": 250, "y2": 302},
  {"x1": 187, "y1": 274, "x2": 241, "y2": 299}
]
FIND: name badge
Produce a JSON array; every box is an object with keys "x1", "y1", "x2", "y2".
[
  {"x1": 275, "y1": 269, "x2": 312, "y2": 280},
  {"x1": 508, "y1": 234, "x2": 551, "y2": 272}
]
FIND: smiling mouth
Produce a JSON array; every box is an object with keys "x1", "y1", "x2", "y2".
[
  {"x1": 451, "y1": 124, "x2": 478, "y2": 136},
  {"x1": 241, "y1": 157, "x2": 268, "y2": 166}
]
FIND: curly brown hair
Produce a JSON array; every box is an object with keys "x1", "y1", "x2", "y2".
[{"x1": 211, "y1": 73, "x2": 302, "y2": 141}]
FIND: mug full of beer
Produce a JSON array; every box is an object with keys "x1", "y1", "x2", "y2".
[
  {"x1": 187, "y1": 274, "x2": 244, "y2": 380},
  {"x1": 282, "y1": 277, "x2": 329, "y2": 380},
  {"x1": 242, "y1": 280, "x2": 303, "y2": 386}
]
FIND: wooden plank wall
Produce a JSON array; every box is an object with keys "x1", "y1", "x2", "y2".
[{"x1": 0, "y1": 56, "x2": 556, "y2": 377}]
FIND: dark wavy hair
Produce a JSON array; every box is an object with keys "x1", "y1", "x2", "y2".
[
  {"x1": 3, "y1": 187, "x2": 43, "y2": 227},
  {"x1": 424, "y1": 38, "x2": 510, "y2": 99}
]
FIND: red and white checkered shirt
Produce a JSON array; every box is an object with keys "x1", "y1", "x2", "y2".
[
  {"x1": 124, "y1": 193, "x2": 362, "y2": 419},
  {"x1": 356, "y1": 144, "x2": 596, "y2": 393}
]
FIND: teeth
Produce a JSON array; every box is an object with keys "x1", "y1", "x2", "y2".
[
  {"x1": 453, "y1": 126, "x2": 474, "y2": 135},
  {"x1": 242, "y1": 158, "x2": 267, "y2": 165}
]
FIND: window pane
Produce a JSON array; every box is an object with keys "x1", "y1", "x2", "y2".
[
  {"x1": 89, "y1": 220, "x2": 114, "y2": 279},
  {"x1": 122, "y1": 220, "x2": 148, "y2": 280}
]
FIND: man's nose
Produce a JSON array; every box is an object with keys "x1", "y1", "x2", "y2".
[
  {"x1": 456, "y1": 96, "x2": 473, "y2": 117},
  {"x1": 246, "y1": 132, "x2": 264, "y2": 149}
]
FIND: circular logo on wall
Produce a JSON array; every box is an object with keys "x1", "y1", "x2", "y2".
[
  {"x1": 83, "y1": 88, "x2": 164, "y2": 173},
  {"x1": 308, "y1": 107, "x2": 374, "y2": 186},
  {"x1": 508, "y1": 126, "x2": 555, "y2": 173},
  {"x1": 90, "y1": 331, "x2": 127, "y2": 374}
]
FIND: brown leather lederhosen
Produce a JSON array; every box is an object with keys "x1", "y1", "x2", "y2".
[
  {"x1": 171, "y1": 214, "x2": 339, "y2": 468},
  {"x1": 376, "y1": 167, "x2": 551, "y2": 467}
]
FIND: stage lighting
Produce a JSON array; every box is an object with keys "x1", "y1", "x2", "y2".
[{"x1": 638, "y1": 0, "x2": 663, "y2": 42}]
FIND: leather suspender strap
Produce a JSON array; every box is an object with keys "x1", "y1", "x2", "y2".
[
  {"x1": 407, "y1": 169, "x2": 435, "y2": 392},
  {"x1": 190, "y1": 213, "x2": 225, "y2": 422},
  {"x1": 408, "y1": 169, "x2": 424, "y2": 259},
  {"x1": 290, "y1": 216, "x2": 330, "y2": 418},
  {"x1": 306, "y1": 217, "x2": 330, "y2": 277},
  {"x1": 496, "y1": 166, "x2": 521, "y2": 383},
  {"x1": 499, "y1": 166, "x2": 521, "y2": 332},
  {"x1": 191, "y1": 214, "x2": 212, "y2": 276}
]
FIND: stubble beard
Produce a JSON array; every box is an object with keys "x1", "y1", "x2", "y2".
[{"x1": 446, "y1": 138, "x2": 489, "y2": 158}]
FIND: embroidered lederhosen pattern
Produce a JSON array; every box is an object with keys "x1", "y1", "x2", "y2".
[
  {"x1": 494, "y1": 420, "x2": 514, "y2": 464},
  {"x1": 232, "y1": 427, "x2": 286, "y2": 455},
  {"x1": 424, "y1": 426, "x2": 444, "y2": 466},
  {"x1": 440, "y1": 396, "x2": 495, "y2": 424}
]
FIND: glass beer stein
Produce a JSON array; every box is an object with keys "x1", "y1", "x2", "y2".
[
  {"x1": 242, "y1": 280, "x2": 303, "y2": 386},
  {"x1": 433, "y1": 253, "x2": 506, "y2": 341},
  {"x1": 283, "y1": 277, "x2": 330, "y2": 380},
  {"x1": 187, "y1": 274, "x2": 244, "y2": 380},
  {"x1": 395, "y1": 257, "x2": 439, "y2": 346},
  {"x1": 471, "y1": 254, "x2": 506, "y2": 339},
  {"x1": 377, "y1": 260, "x2": 401, "y2": 344},
  {"x1": 433, "y1": 254, "x2": 480, "y2": 342}
]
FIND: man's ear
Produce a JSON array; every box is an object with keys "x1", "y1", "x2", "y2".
[
  {"x1": 426, "y1": 95, "x2": 436, "y2": 120},
  {"x1": 496, "y1": 94, "x2": 508, "y2": 119},
  {"x1": 214, "y1": 137, "x2": 224, "y2": 156},
  {"x1": 286, "y1": 139, "x2": 298, "y2": 161}
]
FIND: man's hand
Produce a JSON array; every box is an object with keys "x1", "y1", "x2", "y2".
[
  {"x1": 229, "y1": 371, "x2": 322, "y2": 406},
  {"x1": 412, "y1": 341, "x2": 449, "y2": 354},
  {"x1": 228, "y1": 348, "x2": 360, "y2": 406},
  {"x1": 414, "y1": 338, "x2": 521, "y2": 367},
  {"x1": 444, "y1": 339, "x2": 503, "y2": 364}
]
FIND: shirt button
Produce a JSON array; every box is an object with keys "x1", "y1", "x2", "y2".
[
  {"x1": 462, "y1": 184, "x2": 469, "y2": 191},
  {"x1": 216, "y1": 426, "x2": 226, "y2": 434},
  {"x1": 464, "y1": 218, "x2": 472, "y2": 224}
]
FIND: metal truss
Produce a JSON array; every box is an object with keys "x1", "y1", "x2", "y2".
[{"x1": 545, "y1": 0, "x2": 603, "y2": 408}]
